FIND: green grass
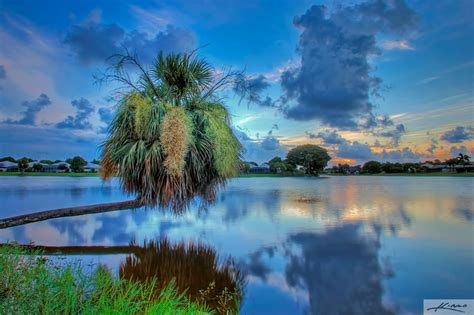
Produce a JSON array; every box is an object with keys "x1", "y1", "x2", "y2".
[
  {"x1": 2, "y1": 171, "x2": 471, "y2": 178},
  {"x1": 325, "y1": 172, "x2": 473, "y2": 177},
  {"x1": 0, "y1": 245, "x2": 213, "y2": 314},
  {"x1": 0, "y1": 172, "x2": 99, "y2": 177}
]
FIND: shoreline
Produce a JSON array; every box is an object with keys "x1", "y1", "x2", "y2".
[{"x1": 0, "y1": 172, "x2": 472, "y2": 177}]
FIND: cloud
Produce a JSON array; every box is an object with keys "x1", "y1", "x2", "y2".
[
  {"x1": 280, "y1": 0, "x2": 417, "y2": 129},
  {"x1": 381, "y1": 39, "x2": 414, "y2": 50},
  {"x1": 449, "y1": 145, "x2": 471, "y2": 157},
  {"x1": 377, "y1": 147, "x2": 426, "y2": 162},
  {"x1": 338, "y1": 141, "x2": 374, "y2": 161},
  {"x1": 285, "y1": 225, "x2": 395, "y2": 315},
  {"x1": 98, "y1": 107, "x2": 114, "y2": 133},
  {"x1": 306, "y1": 129, "x2": 345, "y2": 145},
  {"x1": 64, "y1": 21, "x2": 125, "y2": 65},
  {"x1": 0, "y1": 65, "x2": 6, "y2": 79},
  {"x1": 234, "y1": 127, "x2": 288, "y2": 163},
  {"x1": 64, "y1": 13, "x2": 196, "y2": 65},
  {"x1": 261, "y1": 136, "x2": 281, "y2": 151},
  {"x1": 3, "y1": 93, "x2": 51, "y2": 125},
  {"x1": 0, "y1": 124, "x2": 102, "y2": 160},
  {"x1": 233, "y1": 75, "x2": 276, "y2": 107},
  {"x1": 440, "y1": 126, "x2": 474, "y2": 143},
  {"x1": 56, "y1": 98, "x2": 95, "y2": 130},
  {"x1": 377, "y1": 123, "x2": 406, "y2": 146}
]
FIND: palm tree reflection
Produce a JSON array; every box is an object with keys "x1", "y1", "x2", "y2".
[{"x1": 120, "y1": 239, "x2": 245, "y2": 314}]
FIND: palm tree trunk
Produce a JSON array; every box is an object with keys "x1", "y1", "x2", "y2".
[{"x1": 0, "y1": 199, "x2": 142, "y2": 229}]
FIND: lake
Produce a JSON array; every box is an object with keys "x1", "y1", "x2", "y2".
[{"x1": 0, "y1": 176, "x2": 473, "y2": 314}]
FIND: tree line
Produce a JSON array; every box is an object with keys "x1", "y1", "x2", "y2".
[
  {"x1": 0, "y1": 156, "x2": 101, "y2": 173},
  {"x1": 240, "y1": 144, "x2": 331, "y2": 175}
]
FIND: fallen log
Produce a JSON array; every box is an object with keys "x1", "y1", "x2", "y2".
[{"x1": 0, "y1": 199, "x2": 142, "y2": 229}]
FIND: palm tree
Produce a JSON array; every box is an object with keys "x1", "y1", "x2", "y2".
[
  {"x1": 457, "y1": 153, "x2": 471, "y2": 173},
  {"x1": 0, "y1": 51, "x2": 242, "y2": 228}
]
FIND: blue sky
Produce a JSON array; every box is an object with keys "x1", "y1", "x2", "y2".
[{"x1": 0, "y1": 0, "x2": 473, "y2": 164}]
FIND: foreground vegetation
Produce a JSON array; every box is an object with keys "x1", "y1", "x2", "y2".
[
  {"x1": 0, "y1": 245, "x2": 212, "y2": 314},
  {"x1": 0, "y1": 241, "x2": 243, "y2": 314}
]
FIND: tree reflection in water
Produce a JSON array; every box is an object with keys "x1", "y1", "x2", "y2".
[
  {"x1": 1, "y1": 239, "x2": 245, "y2": 314},
  {"x1": 120, "y1": 239, "x2": 245, "y2": 314}
]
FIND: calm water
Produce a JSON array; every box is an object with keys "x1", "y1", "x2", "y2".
[{"x1": 0, "y1": 176, "x2": 473, "y2": 314}]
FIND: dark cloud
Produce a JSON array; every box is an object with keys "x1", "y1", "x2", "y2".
[
  {"x1": 338, "y1": 141, "x2": 374, "y2": 160},
  {"x1": 98, "y1": 107, "x2": 114, "y2": 133},
  {"x1": 64, "y1": 18, "x2": 196, "y2": 65},
  {"x1": 449, "y1": 145, "x2": 471, "y2": 157},
  {"x1": 123, "y1": 26, "x2": 197, "y2": 64},
  {"x1": 427, "y1": 138, "x2": 438, "y2": 154},
  {"x1": 377, "y1": 123, "x2": 406, "y2": 146},
  {"x1": 280, "y1": 1, "x2": 416, "y2": 129},
  {"x1": 0, "y1": 65, "x2": 6, "y2": 79},
  {"x1": 98, "y1": 107, "x2": 114, "y2": 124},
  {"x1": 233, "y1": 75, "x2": 276, "y2": 107},
  {"x1": 377, "y1": 147, "x2": 426, "y2": 162},
  {"x1": 56, "y1": 98, "x2": 95, "y2": 130},
  {"x1": 3, "y1": 93, "x2": 51, "y2": 126},
  {"x1": 306, "y1": 129, "x2": 345, "y2": 145},
  {"x1": 64, "y1": 22, "x2": 124, "y2": 65},
  {"x1": 440, "y1": 126, "x2": 474, "y2": 143}
]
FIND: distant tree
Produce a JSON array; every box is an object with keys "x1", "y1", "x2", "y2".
[
  {"x1": 286, "y1": 144, "x2": 331, "y2": 175},
  {"x1": 381, "y1": 162, "x2": 403, "y2": 173},
  {"x1": 239, "y1": 161, "x2": 251, "y2": 174},
  {"x1": 337, "y1": 163, "x2": 350, "y2": 174},
  {"x1": 268, "y1": 157, "x2": 283, "y2": 173},
  {"x1": 91, "y1": 159, "x2": 101, "y2": 165},
  {"x1": 362, "y1": 161, "x2": 382, "y2": 174},
  {"x1": 33, "y1": 163, "x2": 43, "y2": 172},
  {"x1": 17, "y1": 158, "x2": 29, "y2": 172},
  {"x1": 0, "y1": 156, "x2": 17, "y2": 163},
  {"x1": 57, "y1": 164, "x2": 69, "y2": 172},
  {"x1": 53, "y1": 160, "x2": 62, "y2": 163},
  {"x1": 40, "y1": 160, "x2": 54, "y2": 165},
  {"x1": 69, "y1": 156, "x2": 87, "y2": 172},
  {"x1": 457, "y1": 153, "x2": 471, "y2": 173},
  {"x1": 445, "y1": 158, "x2": 458, "y2": 171}
]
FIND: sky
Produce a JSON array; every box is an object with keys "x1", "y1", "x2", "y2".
[{"x1": 0, "y1": 0, "x2": 473, "y2": 165}]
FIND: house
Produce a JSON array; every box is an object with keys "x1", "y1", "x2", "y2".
[
  {"x1": 421, "y1": 162, "x2": 445, "y2": 172},
  {"x1": 0, "y1": 161, "x2": 18, "y2": 172},
  {"x1": 43, "y1": 162, "x2": 70, "y2": 172},
  {"x1": 84, "y1": 163, "x2": 100, "y2": 173},
  {"x1": 249, "y1": 162, "x2": 270, "y2": 174}
]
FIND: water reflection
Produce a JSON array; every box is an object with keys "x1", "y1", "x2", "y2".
[
  {"x1": 284, "y1": 224, "x2": 394, "y2": 315},
  {"x1": 0, "y1": 176, "x2": 473, "y2": 314},
  {"x1": 1, "y1": 239, "x2": 245, "y2": 314},
  {"x1": 121, "y1": 239, "x2": 244, "y2": 314}
]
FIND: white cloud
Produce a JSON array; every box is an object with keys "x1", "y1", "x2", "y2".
[{"x1": 381, "y1": 40, "x2": 414, "y2": 50}]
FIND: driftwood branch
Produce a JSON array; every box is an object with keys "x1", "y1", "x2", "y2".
[{"x1": 0, "y1": 199, "x2": 143, "y2": 229}]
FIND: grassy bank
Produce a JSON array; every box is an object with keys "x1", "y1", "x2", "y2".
[
  {"x1": 325, "y1": 172, "x2": 473, "y2": 177},
  {"x1": 0, "y1": 245, "x2": 212, "y2": 314},
  {"x1": 0, "y1": 172, "x2": 300, "y2": 178},
  {"x1": 0, "y1": 171, "x2": 99, "y2": 177},
  {"x1": 1, "y1": 171, "x2": 472, "y2": 178}
]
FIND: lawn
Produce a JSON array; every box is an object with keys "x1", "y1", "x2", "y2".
[
  {"x1": 0, "y1": 171, "x2": 99, "y2": 177},
  {"x1": 324, "y1": 172, "x2": 473, "y2": 177}
]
